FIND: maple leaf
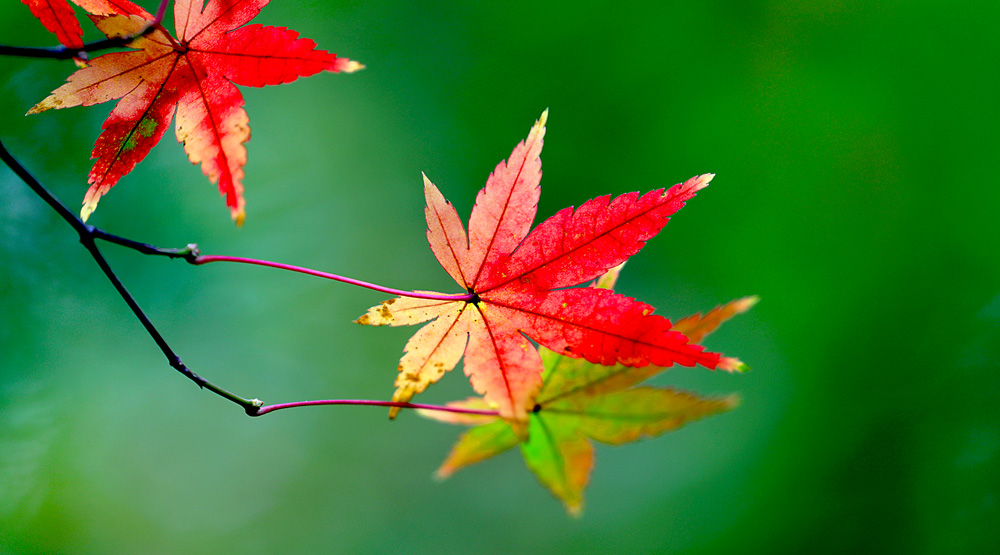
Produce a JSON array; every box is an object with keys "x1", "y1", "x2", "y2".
[
  {"x1": 27, "y1": 0, "x2": 361, "y2": 225},
  {"x1": 21, "y1": 0, "x2": 143, "y2": 50},
  {"x1": 22, "y1": 0, "x2": 85, "y2": 52},
  {"x1": 21, "y1": 0, "x2": 148, "y2": 66},
  {"x1": 421, "y1": 268, "x2": 754, "y2": 515},
  {"x1": 356, "y1": 111, "x2": 742, "y2": 424}
]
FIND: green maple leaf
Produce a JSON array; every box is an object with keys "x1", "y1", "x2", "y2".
[{"x1": 422, "y1": 265, "x2": 756, "y2": 515}]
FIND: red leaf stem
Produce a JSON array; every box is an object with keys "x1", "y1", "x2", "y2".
[
  {"x1": 193, "y1": 255, "x2": 476, "y2": 302},
  {"x1": 255, "y1": 399, "x2": 500, "y2": 417}
]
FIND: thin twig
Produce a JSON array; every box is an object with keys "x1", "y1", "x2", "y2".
[
  {"x1": 0, "y1": 138, "x2": 261, "y2": 415},
  {"x1": 92, "y1": 228, "x2": 200, "y2": 261}
]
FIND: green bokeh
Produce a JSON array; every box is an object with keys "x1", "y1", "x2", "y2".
[{"x1": 2, "y1": 1, "x2": 998, "y2": 553}]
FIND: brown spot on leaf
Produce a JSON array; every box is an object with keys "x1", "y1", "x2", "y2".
[{"x1": 378, "y1": 303, "x2": 393, "y2": 319}]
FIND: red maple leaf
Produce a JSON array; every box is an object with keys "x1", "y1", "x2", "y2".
[
  {"x1": 21, "y1": 0, "x2": 150, "y2": 67},
  {"x1": 357, "y1": 111, "x2": 742, "y2": 424},
  {"x1": 22, "y1": 0, "x2": 85, "y2": 51},
  {"x1": 21, "y1": 0, "x2": 143, "y2": 51},
  {"x1": 27, "y1": 0, "x2": 361, "y2": 224}
]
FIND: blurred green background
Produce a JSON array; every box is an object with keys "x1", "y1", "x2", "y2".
[{"x1": 2, "y1": 0, "x2": 998, "y2": 553}]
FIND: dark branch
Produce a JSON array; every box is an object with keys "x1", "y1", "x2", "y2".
[
  {"x1": 0, "y1": 0, "x2": 169, "y2": 60},
  {"x1": 0, "y1": 138, "x2": 262, "y2": 416},
  {"x1": 91, "y1": 228, "x2": 201, "y2": 262},
  {"x1": 0, "y1": 33, "x2": 143, "y2": 60}
]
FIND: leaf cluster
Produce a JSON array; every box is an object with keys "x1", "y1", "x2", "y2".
[
  {"x1": 421, "y1": 267, "x2": 755, "y2": 514},
  {"x1": 14, "y1": 0, "x2": 756, "y2": 514}
]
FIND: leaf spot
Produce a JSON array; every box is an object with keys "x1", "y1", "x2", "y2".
[{"x1": 378, "y1": 303, "x2": 393, "y2": 319}]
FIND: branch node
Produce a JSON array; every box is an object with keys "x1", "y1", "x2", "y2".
[
  {"x1": 182, "y1": 243, "x2": 201, "y2": 262},
  {"x1": 246, "y1": 399, "x2": 264, "y2": 417}
]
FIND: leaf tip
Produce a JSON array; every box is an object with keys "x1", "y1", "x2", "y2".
[
  {"x1": 341, "y1": 60, "x2": 365, "y2": 73},
  {"x1": 355, "y1": 298, "x2": 409, "y2": 326},
  {"x1": 388, "y1": 387, "x2": 417, "y2": 419},
  {"x1": 538, "y1": 108, "x2": 549, "y2": 129},
  {"x1": 26, "y1": 100, "x2": 50, "y2": 116},
  {"x1": 434, "y1": 466, "x2": 454, "y2": 481},
  {"x1": 565, "y1": 502, "x2": 584, "y2": 518},
  {"x1": 718, "y1": 357, "x2": 749, "y2": 373},
  {"x1": 734, "y1": 295, "x2": 760, "y2": 313},
  {"x1": 80, "y1": 189, "x2": 101, "y2": 222},
  {"x1": 693, "y1": 173, "x2": 715, "y2": 191},
  {"x1": 233, "y1": 208, "x2": 246, "y2": 227}
]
